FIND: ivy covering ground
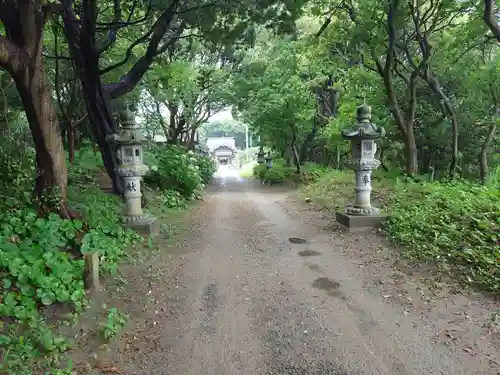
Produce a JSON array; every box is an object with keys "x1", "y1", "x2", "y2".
[
  {"x1": 0, "y1": 142, "x2": 216, "y2": 374},
  {"x1": 386, "y1": 181, "x2": 500, "y2": 292}
]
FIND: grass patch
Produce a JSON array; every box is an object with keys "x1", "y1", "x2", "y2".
[
  {"x1": 298, "y1": 169, "x2": 394, "y2": 211},
  {"x1": 67, "y1": 148, "x2": 104, "y2": 185},
  {"x1": 240, "y1": 161, "x2": 257, "y2": 178}
]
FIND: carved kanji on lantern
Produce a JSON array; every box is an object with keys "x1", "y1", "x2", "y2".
[
  {"x1": 106, "y1": 108, "x2": 158, "y2": 235},
  {"x1": 335, "y1": 104, "x2": 388, "y2": 231},
  {"x1": 341, "y1": 103, "x2": 385, "y2": 216}
]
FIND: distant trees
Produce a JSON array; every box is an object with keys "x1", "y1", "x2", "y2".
[
  {"x1": 199, "y1": 119, "x2": 248, "y2": 149},
  {"x1": 0, "y1": 0, "x2": 306, "y2": 209},
  {"x1": 224, "y1": 0, "x2": 499, "y2": 182}
]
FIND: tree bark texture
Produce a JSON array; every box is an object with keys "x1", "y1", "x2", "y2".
[
  {"x1": 0, "y1": 1, "x2": 69, "y2": 209},
  {"x1": 479, "y1": 122, "x2": 497, "y2": 184},
  {"x1": 484, "y1": 0, "x2": 500, "y2": 42}
]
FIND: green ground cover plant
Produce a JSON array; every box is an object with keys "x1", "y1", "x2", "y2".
[
  {"x1": 0, "y1": 144, "x2": 142, "y2": 374},
  {"x1": 0, "y1": 141, "x2": 217, "y2": 373},
  {"x1": 299, "y1": 169, "x2": 500, "y2": 292}
]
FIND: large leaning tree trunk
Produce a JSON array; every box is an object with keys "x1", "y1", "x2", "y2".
[
  {"x1": 61, "y1": 0, "x2": 182, "y2": 195},
  {"x1": 0, "y1": 1, "x2": 72, "y2": 216}
]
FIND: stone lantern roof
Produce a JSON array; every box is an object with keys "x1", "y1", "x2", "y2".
[
  {"x1": 341, "y1": 104, "x2": 385, "y2": 141},
  {"x1": 107, "y1": 108, "x2": 148, "y2": 145}
]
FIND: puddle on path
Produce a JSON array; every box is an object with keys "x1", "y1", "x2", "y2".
[
  {"x1": 312, "y1": 277, "x2": 346, "y2": 299},
  {"x1": 298, "y1": 249, "x2": 320, "y2": 257},
  {"x1": 307, "y1": 263, "x2": 322, "y2": 272},
  {"x1": 289, "y1": 237, "x2": 308, "y2": 244}
]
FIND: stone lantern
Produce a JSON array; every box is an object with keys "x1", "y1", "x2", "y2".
[
  {"x1": 107, "y1": 108, "x2": 158, "y2": 235},
  {"x1": 257, "y1": 147, "x2": 265, "y2": 164},
  {"x1": 335, "y1": 103, "x2": 387, "y2": 231},
  {"x1": 265, "y1": 152, "x2": 273, "y2": 169}
]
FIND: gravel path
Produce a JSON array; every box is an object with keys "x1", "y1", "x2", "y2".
[{"x1": 81, "y1": 168, "x2": 500, "y2": 375}]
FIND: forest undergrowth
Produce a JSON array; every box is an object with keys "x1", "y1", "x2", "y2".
[
  {"x1": 295, "y1": 164, "x2": 500, "y2": 293},
  {"x1": 0, "y1": 141, "x2": 216, "y2": 375}
]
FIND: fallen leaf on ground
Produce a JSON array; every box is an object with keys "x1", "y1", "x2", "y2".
[{"x1": 102, "y1": 366, "x2": 124, "y2": 374}]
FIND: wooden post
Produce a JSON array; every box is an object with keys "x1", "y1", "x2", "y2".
[{"x1": 84, "y1": 252, "x2": 100, "y2": 291}]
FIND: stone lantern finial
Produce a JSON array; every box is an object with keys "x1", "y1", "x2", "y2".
[
  {"x1": 335, "y1": 103, "x2": 388, "y2": 231},
  {"x1": 356, "y1": 103, "x2": 371, "y2": 122},
  {"x1": 119, "y1": 107, "x2": 136, "y2": 128}
]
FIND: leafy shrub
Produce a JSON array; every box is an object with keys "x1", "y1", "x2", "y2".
[
  {"x1": 253, "y1": 163, "x2": 268, "y2": 180},
  {"x1": 192, "y1": 151, "x2": 217, "y2": 184},
  {"x1": 264, "y1": 165, "x2": 294, "y2": 184},
  {"x1": 0, "y1": 211, "x2": 139, "y2": 373},
  {"x1": 301, "y1": 170, "x2": 499, "y2": 290},
  {"x1": 384, "y1": 181, "x2": 500, "y2": 291},
  {"x1": 0, "y1": 211, "x2": 86, "y2": 309},
  {"x1": 144, "y1": 146, "x2": 215, "y2": 199},
  {"x1": 253, "y1": 161, "x2": 324, "y2": 184},
  {"x1": 143, "y1": 145, "x2": 203, "y2": 199},
  {"x1": 0, "y1": 140, "x2": 36, "y2": 211}
]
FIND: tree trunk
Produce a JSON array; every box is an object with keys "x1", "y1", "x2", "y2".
[
  {"x1": 479, "y1": 122, "x2": 497, "y2": 184},
  {"x1": 75, "y1": 129, "x2": 81, "y2": 151},
  {"x1": 62, "y1": 7, "x2": 123, "y2": 195},
  {"x1": 290, "y1": 124, "x2": 301, "y2": 173},
  {"x1": 187, "y1": 129, "x2": 196, "y2": 150},
  {"x1": 299, "y1": 130, "x2": 316, "y2": 163},
  {"x1": 420, "y1": 70, "x2": 459, "y2": 177},
  {"x1": 16, "y1": 73, "x2": 68, "y2": 203},
  {"x1": 404, "y1": 126, "x2": 418, "y2": 175},
  {"x1": 80, "y1": 85, "x2": 124, "y2": 195},
  {"x1": 168, "y1": 104, "x2": 178, "y2": 141},
  {"x1": 0, "y1": 3, "x2": 69, "y2": 213},
  {"x1": 336, "y1": 145, "x2": 341, "y2": 169},
  {"x1": 284, "y1": 145, "x2": 292, "y2": 166},
  {"x1": 68, "y1": 124, "x2": 75, "y2": 164},
  {"x1": 292, "y1": 144, "x2": 301, "y2": 173}
]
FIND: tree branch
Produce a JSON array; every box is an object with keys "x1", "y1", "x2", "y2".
[
  {"x1": 42, "y1": 2, "x2": 67, "y2": 14},
  {"x1": 95, "y1": 0, "x2": 152, "y2": 30},
  {"x1": 105, "y1": 0, "x2": 182, "y2": 99},
  {"x1": 483, "y1": 0, "x2": 500, "y2": 42},
  {"x1": 43, "y1": 53, "x2": 73, "y2": 60},
  {"x1": 99, "y1": 29, "x2": 153, "y2": 74},
  {"x1": 0, "y1": 35, "x2": 27, "y2": 75}
]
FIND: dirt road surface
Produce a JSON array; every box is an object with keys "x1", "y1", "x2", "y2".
[{"x1": 77, "y1": 167, "x2": 500, "y2": 375}]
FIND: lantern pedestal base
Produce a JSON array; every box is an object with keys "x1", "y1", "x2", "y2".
[
  {"x1": 335, "y1": 211, "x2": 388, "y2": 232},
  {"x1": 124, "y1": 216, "x2": 160, "y2": 236}
]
